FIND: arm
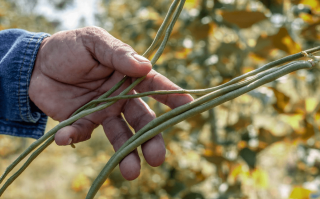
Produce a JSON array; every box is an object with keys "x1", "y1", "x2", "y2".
[
  {"x1": 0, "y1": 29, "x2": 50, "y2": 139},
  {"x1": 1, "y1": 27, "x2": 193, "y2": 180}
]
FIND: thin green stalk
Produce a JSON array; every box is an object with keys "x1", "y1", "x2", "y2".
[
  {"x1": 75, "y1": 46, "x2": 320, "y2": 115},
  {"x1": 80, "y1": 62, "x2": 299, "y2": 106},
  {"x1": 0, "y1": 61, "x2": 292, "y2": 193},
  {"x1": 71, "y1": 76, "x2": 127, "y2": 117},
  {"x1": 143, "y1": 0, "x2": 180, "y2": 58},
  {"x1": 77, "y1": 0, "x2": 185, "y2": 113},
  {"x1": 0, "y1": 0, "x2": 183, "y2": 189},
  {"x1": 72, "y1": 0, "x2": 181, "y2": 116},
  {"x1": 0, "y1": 136, "x2": 54, "y2": 196},
  {"x1": 0, "y1": 96, "x2": 129, "y2": 185},
  {"x1": 86, "y1": 60, "x2": 312, "y2": 199},
  {"x1": 0, "y1": 0, "x2": 318, "y2": 193},
  {"x1": 87, "y1": 61, "x2": 298, "y2": 183},
  {"x1": 208, "y1": 47, "x2": 320, "y2": 92}
]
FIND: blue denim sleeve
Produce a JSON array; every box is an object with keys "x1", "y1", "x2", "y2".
[{"x1": 0, "y1": 29, "x2": 50, "y2": 139}]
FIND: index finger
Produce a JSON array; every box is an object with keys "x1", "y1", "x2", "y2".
[
  {"x1": 79, "y1": 26, "x2": 152, "y2": 77},
  {"x1": 133, "y1": 70, "x2": 194, "y2": 109}
]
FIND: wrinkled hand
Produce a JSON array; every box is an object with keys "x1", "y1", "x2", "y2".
[{"x1": 29, "y1": 27, "x2": 193, "y2": 180}]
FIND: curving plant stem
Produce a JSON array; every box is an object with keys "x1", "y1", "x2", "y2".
[
  {"x1": 0, "y1": 136, "x2": 55, "y2": 194},
  {"x1": 72, "y1": 45, "x2": 320, "y2": 115},
  {"x1": 1, "y1": 0, "x2": 320, "y2": 197},
  {"x1": 72, "y1": 0, "x2": 181, "y2": 117},
  {"x1": 76, "y1": 63, "x2": 297, "y2": 161},
  {"x1": 0, "y1": 0, "x2": 185, "y2": 195},
  {"x1": 74, "y1": 46, "x2": 320, "y2": 116},
  {"x1": 77, "y1": 62, "x2": 299, "y2": 106},
  {"x1": 86, "y1": 60, "x2": 313, "y2": 199},
  {"x1": 208, "y1": 46, "x2": 320, "y2": 90}
]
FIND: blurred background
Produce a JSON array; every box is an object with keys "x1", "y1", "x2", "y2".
[{"x1": 1, "y1": 0, "x2": 320, "y2": 198}]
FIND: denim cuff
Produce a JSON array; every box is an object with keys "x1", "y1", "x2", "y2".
[{"x1": 0, "y1": 30, "x2": 50, "y2": 139}]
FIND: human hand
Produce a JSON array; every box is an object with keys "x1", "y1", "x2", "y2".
[{"x1": 29, "y1": 27, "x2": 193, "y2": 180}]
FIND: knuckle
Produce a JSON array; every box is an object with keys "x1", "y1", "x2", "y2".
[
  {"x1": 149, "y1": 109, "x2": 156, "y2": 118},
  {"x1": 79, "y1": 26, "x2": 106, "y2": 45},
  {"x1": 82, "y1": 26, "x2": 103, "y2": 33},
  {"x1": 111, "y1": 135, "x2": 128, "y2": 151},
  {"x1": 111, "y1": 40, "x2": 134, "y2": 54},
  {"x1": 110, "y1": 40, "x2": 135, "y2": 68}
]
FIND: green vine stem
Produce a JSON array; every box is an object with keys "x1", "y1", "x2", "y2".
[
  {"x1": 0, "y1": 136, "x2": 55, "y2": 194},
  {"x1": 0, "y1": 60, "x2": 293, "y2": 194},
  {"x1": 86, "y1": 60, "x2": 313, "y2": 199},
  {"x1": 72, "y1": 0, "x2": 181, "y2": 116},
  {"x1": 207, "y1": 46, "x2": 320, "y2": 90},
  {"x1": 76, "y1": 62, "x2": 298, "y2": 105},
  {"x1": 1, "y1": 0, "x2": 320, "y2": 196},
  {"x1": 0, "y1": 0, "x2": 185, "y2": 193},
  {"x1": 74, "y1": 46, "x2": 320, "y2": 115}
]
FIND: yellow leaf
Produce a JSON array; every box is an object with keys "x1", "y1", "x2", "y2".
[
  {"x1": 271, "y1": 88, "x2": 290, "y2": 113},
  {"x1": 281, "y1": 35, "x2": 301, "y2": 54},
  {"x1": 279, "y1": 114, "x2": 305, "y2": 133},
  {"x1": 289, "y1": 187, "x2": 312, "y2": 199},
  {"x1": 175, "y1": 48, "x2": 192, "y2": 59},
  {"x1": 148, "y1": 50, "x2": 165, "y2": 65},
  {"x1": 249, "y1": 52, "x2": 266, "y2": 63},
  {"x1": 203, "y1": 148, "x2": 215, "y2": 157},
  {"x1": 272, "y1": 28, "x2": 302, "y2": 54},
  {"x1": 229, "y1": 164, "x2": 244, "y2": 182},
  {"x1": 300, "y1": 13, "x2": 316, "y2": 24},
  {"x1": 71, "y1": 173, "x2": 91, "y2": 192},
  {"x1": 101, "y1": 179, "x2": 111, "y2": 188},
  {"x1": 252, "y1": 168, "x2": 269, "y2": 189},
  {"x1": 306, "y1": 97, "x2": 318, "y2": 113},
  {"x1": 242, "y1": 66, "x2": 255, "y2": 74},
  {"x1": 299, "y1": 0, "x2": 320, "y2": 12},
  {"x1": 229, "y1": 165, "x2": 268, "y2": 189},
  {"x1": 184, "y1": 0, "x2": 199, "y2": 10}
]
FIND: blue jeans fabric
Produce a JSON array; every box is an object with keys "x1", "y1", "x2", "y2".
[{"x1": 0, "y1": 29, "x2": 50, "y2": 139}]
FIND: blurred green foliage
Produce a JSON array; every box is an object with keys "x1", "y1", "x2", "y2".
[{"x1": 1, "y1": 0, "x2": 320, "y2": 198}]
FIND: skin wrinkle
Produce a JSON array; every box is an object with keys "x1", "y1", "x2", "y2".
[
  {"x1": 102, "y1": 117, "x2": 130, "y2": 148},
  {"x1": 85, "y1": 27, "x2": 116, "y2": 68},
  {"x1": 5, "y1": 2, "x2": 320, "y2": 196},
  {"x1": 65, "y1": 31, "x2": 77, "y2": 59},
  {"x1": 86, "y1": 27, "x2": 100, "y2": 62},
  {"x1": 0, "y1": 0, "x2": 183, "y2": 191},
  {"x1": 26, "y1": 35, "x2": 47, "y2": 122},
  {"x1": 82, "y1": 29, "x2": 112, "y2": 79},
  {"x1": 40, "y1": 69, "x2": 106, "y2": 96},
  {"x1": 66, "y1": 78, "x2": 117, "y2": 118},
  {"x1": 148, "y1": 72, "x2": 177, "y2": 108},
  {"x1": 80, "y1": 29, "x2": 95, "y2": 57},
  {"x1": 110, "y1": 42, "x2": 134, "y2": 71},
  {"x1": 124, "y1": 98, "x2": 156, "y2": 131},
  {"x1": 3, "y1": 5, "x2": 192, "y2": 184},
  {"x1": 131, "y1": 108, "x2": 151, "y2": 130},
  {"x1": 83, "y1": 79, "x2": 109, "y2": 99},
  {"x1": 73, "y1": 123, "x2": 92, "y2": 142}
]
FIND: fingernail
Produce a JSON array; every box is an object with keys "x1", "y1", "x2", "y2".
[
  {"x1": 67, "y1": 138, "x2": 72, "y2": 145},
  {"x1": 133, "y1": 54, "x2": 150, "y2": 63}
]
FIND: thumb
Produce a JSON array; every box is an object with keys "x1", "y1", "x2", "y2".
[
  {"x1": 55, "y1": 118, "x2": 97, "y2": 145},
  {"x1": 80, "y1": 26, "x2": 152, "y2": 77}
]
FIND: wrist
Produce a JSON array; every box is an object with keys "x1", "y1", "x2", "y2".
[{"x1": 29, "y1": 37, "x2": 49, "y2": 105}]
